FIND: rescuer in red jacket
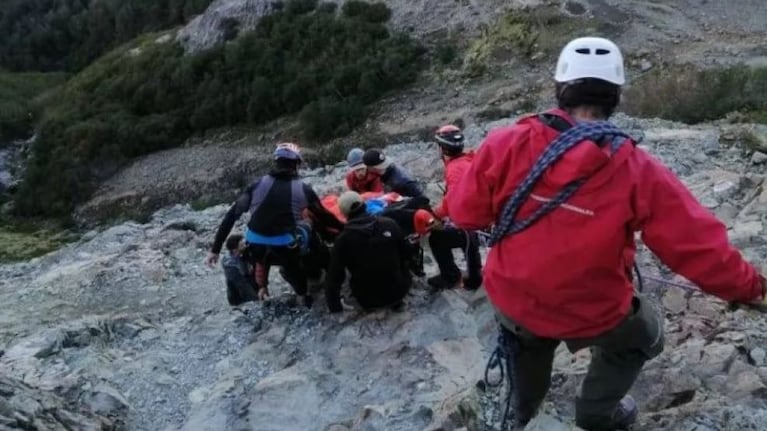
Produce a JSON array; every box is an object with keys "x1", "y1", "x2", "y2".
[
  {"x1": 427, "y1": 125, "x2": 482, "y2": 290},
  {"x1": 448, "y1": 36, "x2": 766, "y2": 430}
]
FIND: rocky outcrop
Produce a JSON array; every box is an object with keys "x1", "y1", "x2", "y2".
[
  {"x1": 176, "y1": 0, "x2": 277, "y2": 52},
  {"x1": 0, "y1": 375, "x2": 115, "y2": 430},
  {"x1": 73, "y1": 143, "x2": 273, "y2": 227}
]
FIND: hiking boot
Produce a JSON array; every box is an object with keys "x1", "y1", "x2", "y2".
[
  {"x1": 427, "y1": 275, "x2": 461, "y2": 290},
  {"x1": 298, "y1": 294, "x2": 314, "y2": 309},
  {"x1": 389, "y1": 300, "x2": 406, "y2": 312},
  {"x1": 462, "y1": 275, "x2": 483, "y2": 291},
  {"x1": 576, "y1": 395, "x2": 638, "y2": 431}
]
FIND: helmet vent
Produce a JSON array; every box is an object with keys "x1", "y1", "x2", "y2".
[
  {"x1": 575, "y1": 48, "x2": 590, "y2": 54},
  {"x1": 596, "y1": 48, "x2": 611, "y2": 55}
]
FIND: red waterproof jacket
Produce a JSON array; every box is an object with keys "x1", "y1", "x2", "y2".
[
  {"x1": 434, "y1": 151, "x2": 475, "y2": 219},
  {"x1": 448, "y1": 108, "x2": 763, "y2": 339},
  {"x1": 346, "y1": 170, "x2": 384, "y2": 194}
]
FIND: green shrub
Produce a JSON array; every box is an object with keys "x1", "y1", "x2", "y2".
[
  {"x1": 623, "y1": 64, "x2": 767, "y2": 124},
  {"x1": 15, "y1": 0, "x2": 423, "y2": 218},
  {"x1": 0, "y1": 71, "x2": 68, "y2": 141},
  {"x1": 0, "y1": 0, "x2": 214, "y2": 73},
  {"x1": 342, "y1": 1, "x2": 391, "y2": 23}
]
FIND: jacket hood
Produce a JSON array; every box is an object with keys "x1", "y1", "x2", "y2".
[
  {"x1": 345, "y1": 214, "x2": 378, "y2": 235},
  {"x1": 520, "y1": 108, "x2": 635, "y2": 191}
]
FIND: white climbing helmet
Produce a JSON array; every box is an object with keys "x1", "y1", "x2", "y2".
[{"x1": 554, "y1": 37, "x2": 625, "y2": 85}]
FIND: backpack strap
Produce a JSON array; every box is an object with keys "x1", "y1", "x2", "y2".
[
  {"x1": 248, "y1": 175, "x2": 275, "y2": 214},
  {"x1": 538, "y1": 112, "x2": 574, "y2": 134},
  {"x1": 290, "y1": 179, "x2": 307, "y2": 222}
]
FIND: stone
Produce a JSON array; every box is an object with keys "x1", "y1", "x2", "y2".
[
  {"x1": 85, "y1": 384, "x2": 131, "y2": 415},
  {"x1": 750, "y1": 348, "x2": 767, "y2": 366},
  {"x1": 752, "y1": 151, "x2": 767, "y2": 164},
  {"x1": 701, "y1": 344, "x2": 737, "y2": 371},
  {"x1": 640, "y1": 59, "x2": 653, "y2": 72},
  {"x1": 729, "y1": 221, "x2": 763, "y2": 244},
  {"x1": 663, "y1": 287, "x2": 688, "y2": 314},
  {"x1": 523, "y1": 414, "x2": 573, "y2": 431},
  {"x1": 712, "y1": 179, "x2": 739, "y2": 199},
  {"x1": 729, "y1": 371, "x2": 765, "y2": 398}
]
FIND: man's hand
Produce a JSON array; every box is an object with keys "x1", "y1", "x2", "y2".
[
  {"x1": 205, "y1": 252, "x2": 219, "y2": 267},
  {"x1": 258, "y1": 288, "x2": 271, "y2": 301}
]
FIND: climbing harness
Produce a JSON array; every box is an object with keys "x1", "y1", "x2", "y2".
[
  {"x1": 488, "y1": 120, "x2": 631, "y2": 247},
  {"x1": 484, "y1": 325, "x2": 521, "y2": 431}
]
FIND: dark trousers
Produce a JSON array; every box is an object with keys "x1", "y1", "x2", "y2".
[
  {"x1": 497, "y1": 295, "x2": 664, "y2": 429},
  {"x1": 244, "y1": 238, "x2": 329, "y2": 296},
  {"x1": 428, "y1": 227, "x2": 482, "y2": 283}
]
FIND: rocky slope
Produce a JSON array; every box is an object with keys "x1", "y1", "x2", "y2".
[
  {"x1": 4, "y1": 113, "x2": 767, "y2": 430},
  {"x1": 176, "y1": 0, "x2": 522, "y2": 53}
]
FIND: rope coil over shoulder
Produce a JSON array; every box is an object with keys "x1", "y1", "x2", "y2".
[{"x1": 488, "y1": 120, "x2": 631, "y2": 247}]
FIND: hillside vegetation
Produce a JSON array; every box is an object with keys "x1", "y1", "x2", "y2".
[
  {"x1": 13, "y1": 0, "x2": 423, "y2": 218},
  {"x1": 0, "y1": 0, "x2": 214, "y2": 72},
  {"x1": 0, "y1": 72, "x2": 68, "y2": 142},
  {"x1": 624, "y1": 64, "x2": 767, "y2": 124}
]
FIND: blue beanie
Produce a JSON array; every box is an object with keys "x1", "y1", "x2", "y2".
[{"x1": 346, "y1": 148, "x2": 364, "y2": 168}]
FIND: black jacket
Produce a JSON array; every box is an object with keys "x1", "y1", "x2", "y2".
[
  {"x1": 221, "y1": 253, "x2": 258, "y2": 306},
  {"x1": 381, "y1": 164, "x2": 423, "y2": 198},
  {"x1": 326, "y1": 213, "x2": 412, "y2": 312},
  {"x1": 211, "y1": 169, "x2": 344, "y2": 254}
]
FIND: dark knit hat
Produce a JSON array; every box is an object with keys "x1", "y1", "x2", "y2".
[{"x1": 362, "y1": 149, "x2": 386, "y2": 167}]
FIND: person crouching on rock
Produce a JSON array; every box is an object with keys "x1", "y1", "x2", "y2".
[
  {"x1": 425, "y1": 124, "x2": 483, "y2": 291},
  {"x1": 221, "y1": 234, "x2": 259, "y2": 306},
  {"x1": 362, "y1": 148, "x2": 424, "y2": 198},
  {"x1": 448, "y1": 36, "x2": 767, "y2": 430},
  {"x1": 325, "y1": 191, "x2": 413, "y2": 313},
  {"x1": 345, "y1": 147, "x2": 383, "y2": 194},
  {"x1": 206, "y1": 143, "x2": 345, "y2": 308}
]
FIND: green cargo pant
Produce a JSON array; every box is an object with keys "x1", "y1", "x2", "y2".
[{"x1": 495, "y1": 295, "x2": 664, "y2": 429}]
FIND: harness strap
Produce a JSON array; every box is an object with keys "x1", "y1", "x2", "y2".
[{"x1": 245, "y1": 228, "x2": 296, "y2": 247}]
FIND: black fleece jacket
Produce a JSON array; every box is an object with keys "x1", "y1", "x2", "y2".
[{"x1": 325, "y1": 212, "x2": 412, "y2": 312}]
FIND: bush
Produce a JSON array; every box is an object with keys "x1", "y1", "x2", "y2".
[
  {"x1": 0, "y1": 0, "x2": 213, "y2": 73},
  {"x1": 0, "y1": 72, "x2": 68, "y2": 141},
  {"x1": 342, "y1": 1, "x2": 391, "y2": 23},
  {"x1": 622, "y1": 64, "x2": 767, "y2": 124},
  {"x1": 16, "y1": 0, "x2": 423, "y2": 218}
]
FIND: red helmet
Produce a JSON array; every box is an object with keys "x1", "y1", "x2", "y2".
[{"x1": 434, "y1": 125, "x2": 464, "y2": 152}]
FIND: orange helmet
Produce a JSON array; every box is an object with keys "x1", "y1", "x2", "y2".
[{"x1": 413, "y1": 209, "x2": 437, "y2": 236}]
